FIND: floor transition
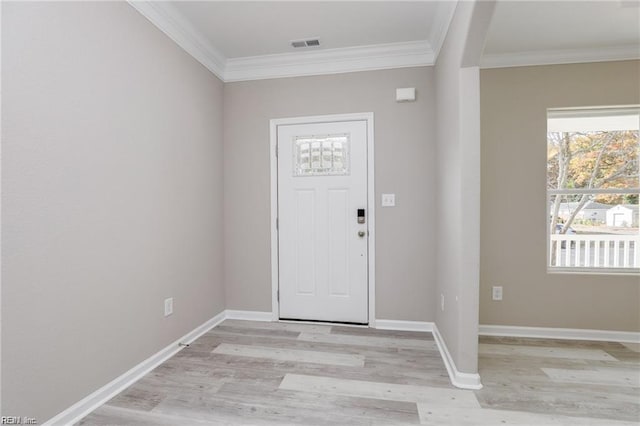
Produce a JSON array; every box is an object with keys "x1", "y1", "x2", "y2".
[{"x1": 78, "y1": 319, "x2": 640, "y2": 425}]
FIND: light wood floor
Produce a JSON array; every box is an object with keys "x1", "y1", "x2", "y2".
[{"x1": 77, "y1": 320, "x2": 640, "y2": 425}]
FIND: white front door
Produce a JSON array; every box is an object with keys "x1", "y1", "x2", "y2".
[{"x1": 277, "y1": 120, "x2": 368, "y2": 323}]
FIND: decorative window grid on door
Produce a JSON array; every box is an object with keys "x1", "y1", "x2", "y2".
[{"x1": 293, "y1": 134, "x2": 350, "y2": 176}]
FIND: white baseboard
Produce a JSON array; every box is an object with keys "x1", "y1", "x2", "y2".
[
  {"x1": 374, "y1": 318, "x2": 483, "y2": 391},
  {"x1": 432, "y1": 324, "x2": 483, "y2": 390},
  {"x1": 225, "y1": 309, "x2": 273, "y2": 322},
  {"x1": 374, "y1": 319, "x2": 433, "y2": 332},
  {"x1": 479, "y1": 324, "x2": 640, "y2": 344},
  {"x1": 43, "y1": 310, "x2": 226, "y2": 426}
]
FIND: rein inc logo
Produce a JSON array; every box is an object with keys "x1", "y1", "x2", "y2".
[{"x1": 1, "y1": 417, "x2": 37, "y2": 425}]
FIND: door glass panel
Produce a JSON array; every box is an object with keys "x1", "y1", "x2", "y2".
[{"x1": 293, "y1": 134, "x2": 350, "y2": 176}]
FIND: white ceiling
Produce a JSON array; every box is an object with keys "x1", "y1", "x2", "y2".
[
  {"x1": 129, "y1": 0, "x2": 640, "y2": 81},
  {"x1": 130, "y1": 0, "x2": 455, "y2": 81},
  {"x1": 172, "y1": 1, "x2": 440, "y2": 59},
  {"x1": 482, "y1": 1, "x2": 640, "y2": 67}
]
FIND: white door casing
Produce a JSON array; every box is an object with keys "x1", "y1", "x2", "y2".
[{"x1": 270, "y1": 114, "x2": 375, "y2": 324}]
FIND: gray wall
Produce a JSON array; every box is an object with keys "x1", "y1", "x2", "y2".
[
  {"x1": 223, "y1": 67, "x2": 437, "y2": 322},
  {"x1": 2, "y1": 2, "x2": 225, "y2": 421},
  {"x1": 480, "y1": 60, "x2": 640, "y2": 332}
]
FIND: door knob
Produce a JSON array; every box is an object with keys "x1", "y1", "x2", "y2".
[{"x1": 358, "y1": 231, "x2": 366, "y2": 237}]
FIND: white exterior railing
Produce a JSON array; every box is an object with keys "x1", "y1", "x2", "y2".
[{"x1": 550, "y1": 234, "x2": 640, "y2": 268}]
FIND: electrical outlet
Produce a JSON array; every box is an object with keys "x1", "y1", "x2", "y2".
[
  {"x1": 164, "y1": 297, "x2": 173, "y2": 316},
  {"x1": 492, "y1": 286, "x2": 503, "y2": 301},
  {"x1": 440, "y1": 294, "x2": 445, "y2": 311}
]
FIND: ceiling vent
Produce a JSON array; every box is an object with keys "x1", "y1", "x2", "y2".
[{"x1": 291, "y1": 39, "x2": 321, "y2": 49}]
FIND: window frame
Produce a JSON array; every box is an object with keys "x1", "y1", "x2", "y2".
[{"x1": 546, "y1": 107, "x2": 640, "y2": 275}]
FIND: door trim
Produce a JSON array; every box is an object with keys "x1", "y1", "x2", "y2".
[{"x1": 270, "y1": 113, "x2": 375, "y2": 326}]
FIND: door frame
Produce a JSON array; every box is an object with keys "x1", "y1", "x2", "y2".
[{"x1": 269, "y1": 113, "x2": 375, "y2": 326}]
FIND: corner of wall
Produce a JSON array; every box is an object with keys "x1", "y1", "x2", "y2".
[{"x1": 433, "y1": 0, "x2": 495, "y2": 377}]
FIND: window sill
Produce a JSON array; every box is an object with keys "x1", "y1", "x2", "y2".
[{"x1": 547, "y1": 267, "x2": 640, "y2": 276}]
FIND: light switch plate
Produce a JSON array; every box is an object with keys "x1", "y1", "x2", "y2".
[
  {"x1": 381, "y1": 194, "x2": 395, "y2": 207},
  {"x1": 492, "y1": 286, "x2": 503, "y2": 301}
]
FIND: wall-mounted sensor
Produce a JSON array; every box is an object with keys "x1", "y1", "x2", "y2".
[{"x1": 396, "y1": 88, "x2": 416, "y2": 102}]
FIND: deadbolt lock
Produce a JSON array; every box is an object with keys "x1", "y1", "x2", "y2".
[{"x1": 357, "y1": 208, "x2": 366, "y2": 224}]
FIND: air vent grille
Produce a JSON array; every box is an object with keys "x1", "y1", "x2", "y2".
[{"x1": 291, "y1": 39, "x2": 321, "y2": 49}]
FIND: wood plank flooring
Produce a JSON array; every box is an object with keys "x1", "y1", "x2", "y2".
[{"x1": 77, "y1": 320, "x2": 640, "y2": 425}]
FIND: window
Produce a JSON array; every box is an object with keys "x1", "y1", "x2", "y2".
[
  {"x1": 293, "y1": 134, "x2": 349, "y2": 177},
  {"x1": 547, "y1": 106, "x2": 639, "y2": 272}
]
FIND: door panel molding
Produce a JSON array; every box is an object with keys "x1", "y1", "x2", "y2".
[{"x1": 270, "y1": 113, "x2": 375, "y2": 325}]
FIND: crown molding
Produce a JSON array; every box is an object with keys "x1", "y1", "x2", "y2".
[
  {"x1": 429, "y1": 0, "x2": 458, "y2": 60},
  {"x1": 128, "y1": 1, "x2": 638, "y2": 80},
  {"x1": 128, "y1": 2, "x2": 443, "y2": 82},
  {"x1": 224, "y1": 40, "x2": 434, "y2": 82},
  {"x1": 127, "y1": 1, "x2": 226, "y2": 80},
  {"x1": 481, "y1": 44, "x2": 640, "y2": 69}
]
